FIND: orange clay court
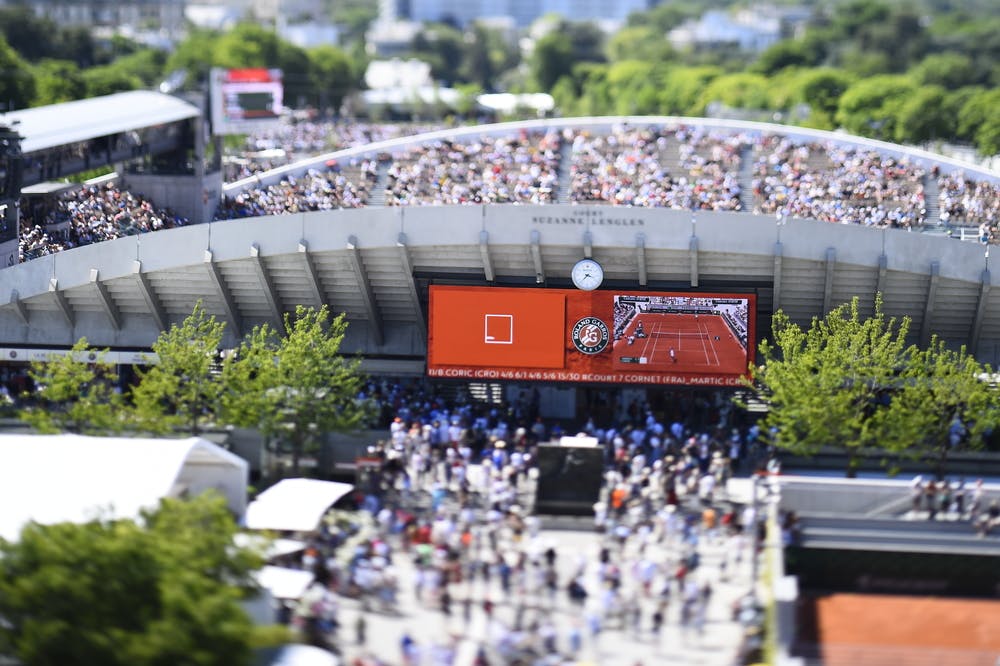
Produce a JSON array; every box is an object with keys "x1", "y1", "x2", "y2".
[
  {"x1": 796, "y1": 593, "x2": 1000, "y2": 666},
  {"x1": 612, "y1": 312, "x2": 747, "y2": 374}
]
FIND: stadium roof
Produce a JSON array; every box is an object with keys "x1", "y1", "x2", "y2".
[{"x1": 0, "y1": 90, "x2": 200, "y2": 154}]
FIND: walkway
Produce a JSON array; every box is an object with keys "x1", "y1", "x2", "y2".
[{"x1": 332, "y1": 480, "x2": 759, "y2": 666}]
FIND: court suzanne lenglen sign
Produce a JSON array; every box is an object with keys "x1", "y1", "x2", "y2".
[{"x1": 427, "y1": 286, "x2": 755, "y2": 386}]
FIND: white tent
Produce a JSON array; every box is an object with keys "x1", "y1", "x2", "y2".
[
  {"x1": 245, "y1": 478, "x2": 354, "y2": 533},
  {"x1": 256, "y1": 644, "x2": 340, "y2": 666},
  {"x1": 254, "y1": 565, "x2": 315, "y2": 601},
  {"x1": 0, "y1": 434, "x2": 248, "y2": 541}
]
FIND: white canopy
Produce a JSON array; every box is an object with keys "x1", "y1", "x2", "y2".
[
  {"x1": 234, "y1": 533, "x2": 307, "y2": 561},
  {"x1": 254, "y1": 565, "x2": 315, "y2": 601},
  {"x1": 0, "y1": 434, "x2": 248, "y2": 541},
  {"x1": 245, "y1": 478, "x2": 354, "y2": 533},
  {"x1": 257, "y1": 644, "x2": 340, "y2": 666}
]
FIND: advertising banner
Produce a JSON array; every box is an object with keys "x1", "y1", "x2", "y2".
[{"x1": 427, "y1": 286, "x2": 755, "y2": 386}]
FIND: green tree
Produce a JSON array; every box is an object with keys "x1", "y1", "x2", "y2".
[
  {"x1": 696, "y1": 72, "x2": 771, "y2": 116},
  {"x1": 222, "y1": 305, "x2": 369, "y2": 475},
  {"x1": 909, "y1": 52, "x2": 977, "y2": 90},
  {"x1": 793, "y1": 68, "x2": 853, "y2": 126},
  {"x1": 214, "y1": 23, "x2": 284, "y2": 69},
  {"x1": 888, "y1": 337, "x2": 1000, "y2": 479},
  {"x1": 946, "y1": 86, "x2": 986, "y2": 143},
  {"x1": 605, "y1": 26, "x2": 675, "y2": 65},
  {"x1": 409, "y1": 23, "x2": 464, "y2": 85},
  {"x1": 0, "y1": 7, "x2": 58, "y2": 62},
  {"x1": 835, "y1": 74, "x2": 916, "y2": 139},
  {"x1": 460, "y1": 23, "x2": 519, "y2": 90},
  {"x1": 0, "y1": 493, "x2": 257, "y2": 666},
  {"x1": 32, "y1": 59, "x2": 86, "y2": 105},
  {"x1": 530, "y1": 31, "x2": 575, "y2": 91},
  {"x1": 749, "y1": 295, "x2": 912, "y2": 474},
  {"x1": 308, "y1": 44, "x2": 354, "y2": 114},
  {"x1": 165, "y1": 28, "x2": 219, "y2": 87},
  {"x1": 331, "y1": 0, "x2": 379, "y2": 48},
  {"x1": 958, "y1": 88, "x2": 1000, "y2": 155},
  {"x1": 19, "y1": 338, "x2": 124, "y2": 435},
  {"x1": 108, "y1": 48, "x2": 169, "y2": 88},
  {"x1": 0, "y1": 35, "x2": 35, "y2": 110},
  {"x1": 753, "y1": 40, "x2": 819, "y2": 76},
  {"x1": 659, "y1": 66, "x2": 723, "y2": 115},
  {"x1": 130, "y1": 302, "x2": 226, "y2": 435},
  {"x1": 625, "y1": 2, "x2": 699, "y2": 33},
  {"x1": 81, "y1": 65, "x2": 143, "y2": 97},
  {"x1": 893, "y1": 85, "x2": 952, "y2": 144}
]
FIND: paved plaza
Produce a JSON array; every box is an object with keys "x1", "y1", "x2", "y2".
[{"x1": 330, "y1": 480, "x2": 759, "y2": 666}]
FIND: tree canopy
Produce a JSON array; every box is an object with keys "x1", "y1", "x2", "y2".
[
  {"x1": 0, "y1": 493, "x2": 258, "y2": 666},
  {"x1": 20, "y1": 338, "x2": 124, "y2": 435},
  {"x1": 222, "y1": 305, "x2": 371, "y2": 474},
  {"x1": 749, "y1": 294, "x2": 1000, "y2": 475},
  {"x1": 130, "y1": 302, "x2": 226, "y2": 436}
]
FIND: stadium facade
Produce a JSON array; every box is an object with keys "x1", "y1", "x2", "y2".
[{"x1": 2, "y1": 117, "x2": 1000, "y2": 375}]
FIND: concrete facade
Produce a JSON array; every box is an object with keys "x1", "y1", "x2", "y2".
[{"x1": 1, "y1": 205, "x2": 997, "y2": 365}]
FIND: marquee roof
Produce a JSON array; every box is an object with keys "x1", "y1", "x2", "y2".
[
  {"x1": 245, "y1": 478, "x2": 354, "y2": 533},
  {"x1": 0, "y1": 434, "x2": 248, "y2": 541}
]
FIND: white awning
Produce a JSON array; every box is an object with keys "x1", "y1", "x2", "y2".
[
  {"x1": 0, "y1": 434, "x2": 249, "y2": 541},
  {"x1": 258, "y1": 644, "x2": 340, "y2": 666},
  {"x1": 234, "y1": 533, "x2": 308, "y2": 560},
  {"x1": 244, "y1": 478, "x2": 354, "y2": 533},
  {"x1": 254, "y1": 565, "x2": 315, "y2": 601}
]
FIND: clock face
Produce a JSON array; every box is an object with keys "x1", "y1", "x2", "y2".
[{"x1": 571, "y1": 259, "x2": 604, "y2": 291}]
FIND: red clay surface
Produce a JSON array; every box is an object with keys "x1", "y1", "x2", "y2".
[
  {"x1": 798, "y1": 593, "x2": 1000, "y2": 665},
  {"x1": 612, "y1": 312, "x2": 747, "y2": 374}
]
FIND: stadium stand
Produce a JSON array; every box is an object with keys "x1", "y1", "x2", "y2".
[
  {"x1": 12, "y1": 117, "x2": 1000, "y2": 263},
  {"x1": 18, "y1": 182, "x2": 188, "y2": 262},
  {"x1": 750, "y1": 135, "x2": 929, "y2": 229},
  {"x1": 383, "y1": 130, "x2": 561, "y2": 205},
  {"x1": 567, "y1": 124, "x2": 743, "y2": 210}
]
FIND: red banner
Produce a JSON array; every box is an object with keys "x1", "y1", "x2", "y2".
[{"x1": 427, "y1": 286, "x2": 755, "y2": 386}]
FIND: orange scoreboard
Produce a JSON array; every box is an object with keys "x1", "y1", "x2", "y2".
[{"x1": 427, "y1": 286, "x2": 755, "y2": 386}]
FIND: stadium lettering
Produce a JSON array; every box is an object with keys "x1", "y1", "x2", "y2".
[
  {"x1": 531, "y1": 216, "x2": 585, "y2": 225},
  {"x1": 529, "y1": 214, "x2": 646, "y2": 227}
]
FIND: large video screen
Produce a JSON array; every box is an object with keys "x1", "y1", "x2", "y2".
[
  {"x1": 427, "y1": 286, "x2": 755, "y2": 386},
  {"x1": 209, "y1": 68, "x2": 284, "y2": 136}
]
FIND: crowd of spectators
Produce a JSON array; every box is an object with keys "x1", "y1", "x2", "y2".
[
  {"x1": 613, "y1": 301, "x2": 638, "y2": 337},
  {"x1": 214, "y1": 162, "x2": 378, "y2": 219},
  {"x1": 383, "y1": 130, "x2": 561, "y2": 205},
  {"x1": 242, "y1": 120, "x2": 447, "y2": 163},
  {"x1": 568, "y1": 124, "x2": 744, "y2": 210},
  {"x1": 17, "y1": 183, "x2": 189, "y2": 262},
  {"x1": 751, "y1": 135, "x2": 929, "y2": 229},
  {"x1": 10, "y1": 123, "x2": 1000, "y2": 264},
  {"x1": 718, "y1": 304, "x2": 749, "y2": 349},
  {"x1": 938, "y1": 171, "x2": 1000, "y2": 235}
]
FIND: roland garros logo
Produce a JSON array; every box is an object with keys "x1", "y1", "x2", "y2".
[{"x1": 572, "y1": 317, "x2": 610, "y2": 355}]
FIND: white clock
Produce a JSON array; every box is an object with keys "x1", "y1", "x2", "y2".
[{"x1": 571, "y1": 258, "x2": 604, "y2": 291}]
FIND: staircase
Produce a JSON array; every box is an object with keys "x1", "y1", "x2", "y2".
[
  {"x1": 922, "y1": 173, "x2": 941, "y2": 227},
  {"x1": 553, "y1": 139, "x2": 574, "y2": 204},
  {"x1": 367, "y1": 158, "x2": 390, "y2": 206},
  {"x1": 738, "y1": 143, "x2": 756, "y2": 213}
]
